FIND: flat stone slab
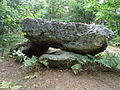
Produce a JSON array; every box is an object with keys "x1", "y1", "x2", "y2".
[{"x1": 39, "y1": 50, "x2": 83, "y2": 68}]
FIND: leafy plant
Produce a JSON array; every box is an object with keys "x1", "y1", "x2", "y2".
[
  {"x1": 71, "y1": 52, "x2": 120, "y2": 74},
  {"x1": 23, "y1": 56, "x2": 38, "y2": 68},
  {"x1": 0, "y1": 80, "x2": 22, "y2": 90},
  {"x1": 71, "y1": 64, "x2": 82, "y2": 75},
  {"x1": 66, "y1": 0, "x2": 95, "y2": 23},
  {"x1": 71, "y1": 55, "x2": 94, "y2": 74},
  {"x1": 95, "y1": 52, "x2": 120, "y2": 69},
  {"x1": 0, "y1": 57, "x2": 4, "y2": 62},
  {"x1": 85, "y1": 0, "x2": 120, "y2": 30},
  {"x1": 84, "y1": 0, "x2": 120, "y2": 45},
  {"x1": 12, "y1": 49, "x2": 38, "y2": 66},
  {"x1": 12, "y1": 49, "x2": 48, "y2": 70},
  {"x1": 39, "y1": 59, "x2": 49, "y2": 67},
  {"x1": 12, "y1": 49, "x2": 27, "y2": 62},
  {"x1": 110, "y1": 36, "x2": 120, "y2": 46},
  {"x1": 24, "y1": 72, "x2": 39, "y2": 80},
  {"x1": 0, "y1": 33, "x2": 27, "y2": 57}
]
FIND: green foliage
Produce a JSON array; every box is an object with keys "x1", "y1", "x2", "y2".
[
  {"x1": 0, "y1": 1, "x2": 21, "y2": 34},
  {"x1": 66, "y1": 0, "x2": 95, "y2": 23},
  {"x1": 0, "y1": 33, "x2": 27, "y2": 56},
  {"x1": 12, "y1": 49, "x2": 27, "y2": 62},
  {"x1": 71, "y1": 55, "x2": 94, "y2": 74},
  {"x1": 12, "y1": 49, "x2": 37, "y2": 67},
  {"x1": 23, "y1": 56, "x2": 38, "y2": 67},
  {"x1": 0, "y1": 80, "x2": 22, "y2": 90},
  {"x1": 45, "y1": 0, "x2": 68, "y2": 20},
  {"x1": 0, "y1": 34, "x2": 24, "y2": 49},
  {"x1": 72, "y1": 52, "x2": 120, "y2": 74},
  {"x1": 0, "y1": 0, "x2": 96, "y2": 34},
  {"x1": 0, "y1": 0, "x2": 118, "y2": 33},
  {"x1": 85, "y1": 0, "x2": 120, "y2": 31},
  {"x1": 24, "y1": 72, "x2": 39, "y2": 80},
  {"x1": 12, "y1": 49, "x2": 49, "y2": 70},
  {"x1": 12, "y1": 49, "x2": 40, "y2": 70},
  {"x1": 95, "y1": 52, "x2": 120, "y2": 69},
  {"x1": 39, "y1": 59, "x2": 49, "y2": 67},
  {"x1": 84, "y1": 0, "x2": 120, "y2": 44},
  {"x1": 1, "y1": 0, "x2": 120, "y2": 74},
  {"x1": 71, "y1": 64, "x2": 82, "y2": 74},
  {"x1": 110, "y1": 36, "x2": 120, "y2": 46},
  {"x1": 0, "y1": 57, "x2": 4, "y2": 62}
]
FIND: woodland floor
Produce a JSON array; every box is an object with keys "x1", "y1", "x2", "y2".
[{"x1": 0, "y1": 46, "x2": 120, "y2": 90}]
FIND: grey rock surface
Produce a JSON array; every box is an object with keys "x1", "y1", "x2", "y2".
[
  {"x1": 22, "y1": 18, "x2": 113, "y2": 55},
  {"x1": 39, "y1": 50, "x2": 82, "y2": 68},
  {"x1": 38, "y1": 49, "x2": 111, "y2": 71}
]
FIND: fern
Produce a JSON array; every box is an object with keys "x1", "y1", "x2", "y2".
[
  {"x1": 95, "y1": 52, "x2": 120, "y2": 69},
  {"x1": 72, "y1": 52, "x2": 120, "y2": 74}
]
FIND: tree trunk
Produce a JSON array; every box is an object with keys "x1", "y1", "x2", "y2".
[{"x1": 0, "y1": 50, "x2": 4, "y2": 57}]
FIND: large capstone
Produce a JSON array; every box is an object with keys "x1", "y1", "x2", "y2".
[{"x1": 22, "y1": 18, "x2": 113, "y2": 56}]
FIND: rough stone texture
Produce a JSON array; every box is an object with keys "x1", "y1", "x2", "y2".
[
  {"x1": 38, "y1": 49, "x2": 111, "y2": 71},
  {"x1": 39, "y1": 50, "x2": 82, "y2": 68},
  {"x1": 22, "y1": 18, "x2": 113, "y2": 55}
]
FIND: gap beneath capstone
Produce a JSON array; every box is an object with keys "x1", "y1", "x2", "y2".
[
  {"x1": 23, "y1": 41, "x2": 63, "y2": 58},
  {"x1": 22, "y1": 41, "x2": 108, "y2": 58}
]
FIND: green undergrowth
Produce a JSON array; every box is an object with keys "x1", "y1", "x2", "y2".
[
  {"x1": 11, "y1": 48, "x2": 120, "y2": 74},
  {"x1": 0, "y1": 33, "x2": 27, "y2": 57},
  {"x1": 110, "y1": 36, "x2": 120, "y2": 47},
  {"x1": 72, "y1": 52, "x2": 120, "y2": 74},
  {"x1": 0, "y1": 80, "x2": 22, "y2": 90},
  {"x1": 11, "y1": 49, "x2": 48, "y2": 71}
]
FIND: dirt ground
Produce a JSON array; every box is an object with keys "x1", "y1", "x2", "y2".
[{"x1": 0, "y1": 46, "x2": 120, "y2": 90}]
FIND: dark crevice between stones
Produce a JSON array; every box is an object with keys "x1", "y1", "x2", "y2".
[
  {"x1": 22, "y1": 41, "x2": 107, "y2": 58},
  {"x1": 23, "y1": 41, "x2": 63, "y2": 58}
]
